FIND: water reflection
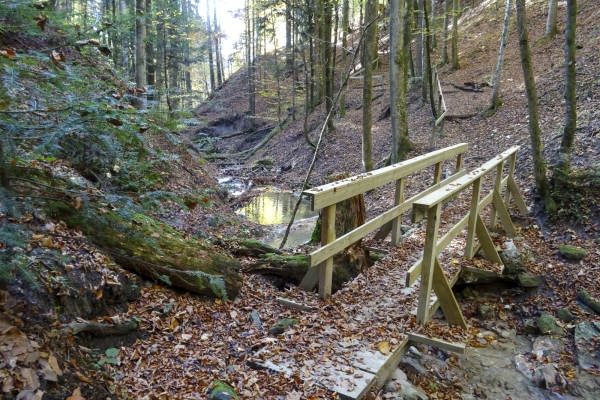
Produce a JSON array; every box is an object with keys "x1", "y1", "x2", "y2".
[{"x1": 236, "y1": 190, "x2": 318, "y2": 225}]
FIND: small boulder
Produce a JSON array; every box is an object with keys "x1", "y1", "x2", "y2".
[
  {"x1": 556, "y1": 308, "x2": 574, "y2": 323},
  {"x1": 559, "y1": 245, "x2": 588, "y2": 261},
  {"x1": 517, "y1": 274, "x2": 543, "y2": 288},
  {"x1": 395, "y1": 379, "x2": 428, "y2": 400},
  {"x1": 268, "y1": 318, "x2": 298, "y2": 335},
  {"x1": 523, "y1": 319, "x2": 539, "y2": 334},
  {"x1": 210, "y1": 381, "x2": 239, "y2": 400},
  {"x1": 477, "y1": 304, "x2": 495, "y2": 320},
  {"x1": 577, "y1": 290, "x2": 600, "y2": 314},
  {"x1": 536, "y1": 314, "x2": 564, "y2": 335},
  {"x1": 532, "y1": 336, "x2": 563, "y2": 358},
  {"x1": 575, "y1": 320, "x2": 600, "y2": 370},
  {"x1": 500, "y1": 240, "x2": 526, "y2": 275}
]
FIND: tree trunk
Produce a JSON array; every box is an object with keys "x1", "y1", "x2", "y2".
[
  {"x1": 63, "y1": 210, "x2": 243, "y2": 299},
  {"x1": 134, "y1": 0, "x2": 147, "y2": 110},
  {"x1": 362, "y1": 0, "x2": 378, "y2": 172},
  {"x1": 286, "y1": 1, "x2": 293, "y2": 73},
  {"x1": 553, "y1": 0, "x2": 577, "y2": 182},
  {"x1": 430, "y1": 0, "x2": 436, "y2": 50},
  {"x1": 207, "y1": 0, "x2": 215, "y2": 92},
  {"x1": 324, "y1": 0, "x2": 335, "y2": 133},
  {"x1": 441, "y1": 0, "x2": 450, "y2": 64},
  {"x1": 120, "y1": 0, "x2": 129, "y2": 74},
  {"x1": 452, "y1": 0, "x2": 459, "y2": 69},
  {"x1": 146, "y1": 0, "x2": 155, "y2": 103},
  {"x1": 415, "y1": 0, "x2": 424, "y2": 77},
  {"x1": 516, "y1": 0, "x2": 551, "y2": 202},
  {"x1": 490, "y1": 0, "x2": 512, "y2": 111},
  {"x1": 339, "y1": 0, "x2": 350, "y2": 118},
  {"x1": 545, "y1": 0, "x2": 558, "y2": 39},
  {"x1": 214, "y1": 2, "x2": 223, "y2": 89}
]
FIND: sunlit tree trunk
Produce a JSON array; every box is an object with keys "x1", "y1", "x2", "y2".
[
  {"x1": 441, "y1": 0, "x2": 450, "y2": 64},
  {"x1": 452, "y1": 0, "x2": 459, "y2": 69},
  {"x1": 324, "y1": 0, "x2": 335, "y2": 132},
  {"x1": 545, "y1": 0, "x2": 558, "y2": 39},
  {"x1": 286, "y1": 1, "x2": 293, "y2": 73},
  {"x1": 554, "y1": 0, "x2": 577, "y2": 182},
  {"x1": 362, "y1": 0, "x2": 378, "y2": 172},
  {"x1": 206, "y1": 0, "x2": 215, "y2": 92},
  {"x1": 135, "y1": 0, "x2": 147, "y2": 110},
  {"x1": 146, "y1": 0, "x2": 155, "y2": 104},
  {"x1": 214, "y1": 2, "x2": 222, "y2": 88},
  {"x1": 120, "y1": 0, "x2": 129, "y2": 74},
  {"x1": 415, "y1": 0, "x2": 423, "y2": 77},
  {"x1": 339, "y1": 0, "x2": 349, "y2": 118},
  {"x1": 490, "y1": 0, "x2": 512, "y2": 111},
  {"x1": 516, "y1": 0, "x2": 551, "y2": 201}
]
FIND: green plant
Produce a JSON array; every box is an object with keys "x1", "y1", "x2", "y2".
[{"x1": 97, "y1": 348, "x2": 120, "y2": 366}]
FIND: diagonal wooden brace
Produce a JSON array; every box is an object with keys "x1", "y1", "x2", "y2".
[
  {"x1": 475, "y1": 214, "x2": 503, "y2": 265},
  {"x1": 432, "y1": 258, "x2": 467, "y2": 328},
  {"x1": 492, "y1": 189, "x2": 518, "y2": 238}
]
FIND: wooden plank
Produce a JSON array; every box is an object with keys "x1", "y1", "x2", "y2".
[
  {"x1": 319, "y1": 205, "x2": 336, "y2": 299},
  {"x1": 373, "y1": 221, "x2": 392, "y2": 240},
  {"x1": 475, "y1": 214, "x2": 503, "y2": 265},
  {"x1": 417, "y1": 204, "x2": 441, "y2": 325},
  {"x1": 428, "y1": 269, "x2": 461, "y2": 316},
  {"x1": 432, "y1": 258, "x2": 467, "y2": 328},
  {"x1": 277, "y1": 298, "x2": 315, "y2": 312},
  {"x1": 364, "y1": 246, "x2": 389, "y2": 254},
  {"x1": 508, "y1": 176, "x2": 530, "y2": 215},
  {"x1": 406, "y1": 213, "x2": 469, "y2": 286},
  {"x1": 492, "y1": 189, "x2": 518, "y2": 238},
  {"x1": 489, "y1": 161, "x2": 505, "y2": 228},
  {"x1": 504, "y1": 153, "x2": 516, "y2": 208},
  {"x1": 435, "y1": 110, "x2": 447, "y2": 126},
  {"x1": 433, "y1": 162, "x2": 443, "y2": 184},
  {"x1": 391, "y1": 178, "x2": 405, "y2": 245},
  {"x1": 461, "y1": 264, "x2": 505, "y2": 277},
  {"x1": 353, "y1": 337, "x2": 411, "y2": 389},
  {"x1": 304, "y1": 143, "x2": 469, "y2": 210},
  {"x1": 412, "y1": 146, "x2": 519, "y2": 218},
  {"x1": 465, "y1": 177, "x2": 482, "y2": 260},
  {"x1": 455, "y1": 153, "x2": 464, "y2": 174},
  {"x1": 407, "y1": 333, "x2": 466, "y2": 354},
  {"x1": 308, "y1": 170, "x2": 467, "y2": 268},
  {"x1": 299, "y1": 266, "x2": 319, "y2": 291}
]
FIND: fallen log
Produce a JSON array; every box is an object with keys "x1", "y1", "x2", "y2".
[
  {"x1": 62, "y1": 209, "x2": 243, "y2": 299},
  {"x1": 63, "y1": 319, "x2": 139, "y2": 337},
  {"x1": 445, "y1": 114, "x2": 478, "y2": 121}
]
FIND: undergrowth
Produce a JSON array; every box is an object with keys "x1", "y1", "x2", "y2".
[{"x1": 550, "y1": 168, "x2": 600, "y2": 225}]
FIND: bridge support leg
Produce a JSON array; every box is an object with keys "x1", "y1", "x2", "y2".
[
  {"x1": 417, "y1": 203, "x2": 441, "y2": 325},
  {"x1": 318, "y1": 204, "x2": 336, "y2": 299},
  {"x1": 432, "y1": 258, "x2": 467, "y2": 328}
]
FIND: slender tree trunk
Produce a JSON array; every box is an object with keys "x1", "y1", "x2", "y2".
[
  {"x1": 340, "y1": 0, "x2": 349, "y2": 118},
  {"x1": 302, "y1": 49, "x2": 316, "y2": 148},
  {"x1": 286, "y1": 1, "x2": 293, "y2": 72},
  {"x1": 545, "y1": 0, "x2": 558, "y2": 39},
  {"x1": 362, "y1": 0, "x2": 378, "y2": 172},
  {"x1": 452, "y1": 0, "x2": 459, "y2": 69},
  {"x1": 291, "y1": 0, "x2": 296, "y2": 120},
  {"x1": 441, "y1": 0, "x2": 450, "y2": 64},
  {"x1": 421, "y1": 0, "x2": 429, "y2": 103},
  {"x1": 324, "y1": 0, "x2": 335, "y2": 133},
  {"x1": 207, "y1": 0, "x2": 215, "y2": 92},
  {"x1": 405, "y1": 1, "x2": 415, "y2": 78},
  {"x1": 120, "y1": 0, "x2": 129, "y2": 74},
  {"x1": 214, "y1": 3, "x2": 223, "y2": 89},
  {"x1": 156, "y1": 18, "x2": 164, "y2": 104},
  {"x1": 430, "y1": 0, "x2": 436, "y2": 50},
  {"x1": 135, "y1": 0, "x2": 147, "y2": 110},
  {"x1": 424, "y1": 3, "x2": 436, "y2": 118},
  {"x1": 490, "y1": 0, "x2": 512, "y2": 111},
  {"x1": 554, "y1": 0, "x2": 577, "y2": 181},
  {"x1": 515, "y1": 0, "x2": 551, "y2": 201},
  {"x1": 146, "y1": 0, "x2": 155, "y2": 103},
  {"x1": 415, "y1": 0, "x2": 424, "y2": 77},
  {"x1": 390, "y1": 0, "x2": 413, "y2": 163}
]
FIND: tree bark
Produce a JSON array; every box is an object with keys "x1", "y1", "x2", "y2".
[
  {"x1": 146, "y1": 0, "x2": 155, "y2": 103},
  {"x1": 545, "y1": 0, "x2": 558, "y2": 39},
  {"x1": 554, "y1": 0, "x2": 577, "y2": 182},
  {"x1": 214, "y1": 2, "x2": 223, "y2": 88},
  {"x1": 452, "y1": 0, "x2": 459, "y2": 69},
  {"x1": 285, "y1": 1, "x2": 293, "y2": 73},
  {"x1": 362, "y1": 0, "x2": 378, "y2": 172},
  {"x1": 441, "y1": 0, "x2": 450, "y2": 64},
  {"x1": 516, "y1": 0, "x2": 551, "y2": 201},
  {"x1": 415, "y1": 0, "x2": 424, "y2": 77},
  {"x1": 324, "y1": 0, "x2": 335, "y2": 133},
  {"x1": 339, "y1": 0, "x2": 350, "y2": 118},
  {"x1": 134, "y1": 0, "x2": 147, "y2": 110},
  {"x1": 490, "y1": 0, "x2": 512, "y2": 110},
  {"x1": 207, "y1": 0, "x2": 216, "y2": 92}
]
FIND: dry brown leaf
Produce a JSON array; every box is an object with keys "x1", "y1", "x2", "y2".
[
  {"x1": 66, "y1": 387, "x2": 86, "y2": 400},
  {"x1": 74, "y1": 197, "x2": 83, "y2": 210},
  {"x1": 42, "y1": 237, "x2": 53, "y2": 248},
  {"x1": 95, "y1": 289, "x2": 103, "y2": 300},
  {"x1": 48, "y1": 355, "x2": 63, "y2": 376},
  {"x1": 0, "y1": 48, "x2": 16, "y2": 60},
  {"x1": 378, "y1": 341, "x2": 391, "y2": 355}
]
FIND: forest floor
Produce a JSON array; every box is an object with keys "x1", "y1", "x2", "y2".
[{"x1": 2, "y1": 0, "x2": 600, "y2": 400}]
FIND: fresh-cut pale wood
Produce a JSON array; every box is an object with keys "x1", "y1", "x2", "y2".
[
  {"x1": 492, "y1": 189, "x2": 518, "y2": 238},
  {"x1": 407, "y1": 333, "x2": 466, "y2": 354},
  {"x1": 465, "y1": 177, "x2": 482, "y2": 260},
  {"x1": 475, "y1": 214, "x2": 504, "y2": 265},
  {"x1": 308, "y1": 170, "x2": 467, "y2": 268},
  {"x1": 412, "y1": 146, "x2": 519, "y2": 214},
  {"x1": 303, "y1": 143, "x2": 468, "y2": 210},
  {"x1": 431, "y1": 258, "x2": 467, "y2": 328},
  {"x1": 489, "y1": 161, "x2": 505, "y2": 227},
  {"x1": 277, "y1": 298, "x2": 316, "y2": 311},
  {"x1": 391, "y1": 178, "x2": 405, "y2": 245},
  {"x1": 319, "y1": 204, "x2": 336, "y2": 299},
  {"x1": 417, "y1": 204, "x2": 441, "y2": 325},
  {"x1": 508, "y1": 176, "x2": 530, "y2": 214}
]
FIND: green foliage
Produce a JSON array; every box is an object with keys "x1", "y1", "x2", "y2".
[{"x1": 98, "y1": 348, "x2": 120, "y2": 365}]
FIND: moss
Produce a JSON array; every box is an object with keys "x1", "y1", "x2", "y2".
[
  {"x1": 559, "y1": 245, "x2": 588, "y2": 261},
  {"x1": 210, "y1": 381, "x2": 239, "y2": 400},
  {"x1": 268, "y1": 318, "x2": 298, "y2": 335},
  {"x1": 369, "y1": 252, "x2": 385, "y2": 262},
  {"x1": 578, "y1": 291, "x2": 600, "y2": 314}
]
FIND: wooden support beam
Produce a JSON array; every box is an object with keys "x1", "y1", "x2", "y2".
[
  {"x1": 492, "y1": 189, "x2": 518, "y2": 238},
  {"x1": 475, "y1": 214, "x2": 503, "y2": 265},
  {"x1": 433, "y1": 162, "x2": 443, "y2": 184},
  {"x1": 319, "y1": 205, "x2": 336, "y2": 299},
  {"x1": 373, "y1": 221, "x2": 392, "y2": 240},
  {"x1": 299, "y1": 267, "x2": 319, "y2": 291},
  {"x1": 428, "y1": 270, "x2": 461, "y2": 316},
  {"x1": 432, "y1": 258, "x2": 467, "y2": 328},
  {"x1": 417, "y1": 204, "x2": 441, "y2": 325},
  {"x1": 455, "y1": 153, "x2": 464, "y2": 173},
  {"x1": 391, "y1": 178, "x2": 405, "y2": 245},
  {"x1": 408, "y1": 333, "x2": 466, "y2": 354},
  {"x1": 489, "y1": 161, "x2": 505, "y2": 228},
  {"x1": 277, "y1": 298, "x2": 316, "y2": 312},
  {"x1": 304, "y1": 143, "x2": 469, "y2": 210},
  {"x1": 508, "y1": 177, "x2": 530, "y2": 215},
  {"x1": 465, "y1": 177, "x2": 482, "y2": 260},
  {"x1": 364, "y1": 246, "x2": 389, "y2": 254}
]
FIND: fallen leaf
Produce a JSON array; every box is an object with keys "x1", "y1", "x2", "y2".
[
  {"x1": 42, "y1": 237, "x2": 53, "y2": 248},
  {"x1": 0, "y1": 48, "x2": 16, "y2": 60},
  {"x1": 74, "y1": 197, "x2": 83, "y2": 210},
  {"x1": 66, "y1": 387, "x2": 86, "y2": 400},
  {"x1": 48, "y1": 355, "x2": 63, "y2": 376},
  {"x1": 378, "y1": 341, "x2": 391, "y2": 355}
]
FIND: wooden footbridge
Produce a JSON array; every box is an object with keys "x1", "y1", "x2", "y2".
[{"x1": 250, "y1": 144, "x2": 529, "y2": 399}]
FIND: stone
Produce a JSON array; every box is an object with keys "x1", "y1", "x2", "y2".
[
  {"x1": 556, "y1": 308, "x2": 575, "y2": 323},
  {"x1": 577, "y1": 290, "x2": 600, "y2": 314},
  {"x1": 517, "y1": 274, "x2": 543, "y2": 288},
  {"x1": 542, "y1": 364, "x2": 558, "y2": 387},
  {"x1": 268, "y1": 318, "x2": 297, "y2": 335},
  {"x1": 575, "y1": 321, "x2": 600, "y2": 371},
  {"x1": 500, "y1": 240, "x2": 526, "y2": 275},
  {"x1": 515, "y1": 355, "x2": 534, "y2": 381},
  {"x1": 523, "y1": 319, "x2": 539, "y2": 334},
  {"x1": 462, "y1": 287, "x2": 474, "y2": 299},
  {"x1": 395, "y1": 379, "x2": 428, "y2": 400},
  {"x1": 401, "y1": 358, "x2": 427, "y2": 376},
  {"x1": 536, "y1": 314, "x2": 564, "y2": 335},
  {"x1": 460, "y1": 395, "x2": 476, "y2": 400},
  {"x1": 477, "y1": 304, "x2": 495, "y2": 320},
  {"x1": 408, "y1": 346, "x2": 422, "y2": 359},
  {"x1": 391, "y1": 368, "x2": 408, "y2": 382},
  {"x1": 534, "y1": 366, "x2": 545, "y2": 387},
  {"x1": 559, "y1": 245, "x2": 588, "y2": 261},
  {"x1": 210, "y1": 381, "x2": 239, "y2": 400},
  {"x1": 532, "y1": 336, "x2": 563, "y2": 358}
]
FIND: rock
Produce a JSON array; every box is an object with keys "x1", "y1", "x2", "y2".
[
  {"x1": 500, "y1": 240, "x2": 526, "y2": 275},
  {"x1": 401, "y1": 225, "x2": 412, "y2": 234},
  {"x1": 534, "y1": 366, "x2": 545, "y2": 387},
  {"x1": 408, "y1": 346, "x2": 422, "y2": 359},
  {"x1": 523, "y1": 319, "x2": 539, "y2": 334},
  {"x1": 207, "y1": 214, "x2": 223, "y2": 227},
  {"x1": 575, "y1": 320, "x2": 600, "y2": 370},
  {"x1": 462, "y1": 287, "x2": 474, "y2": 299},
  {"x1": 556, "y1": 308, "x2": 574, "y2": 323},
  {"x1": 577, "y1": 290, "x2": 600, "y2": 314},
  {"x1": 532, "y1": 336, "x2": 563, "y2": 358},
  {"x1": 536, "y1": 314, "x2": 564, "y2": 335},
  {"x1": 541, "y1": 363, "x2": 558, "y2": 387},
  {"x1": 477, "y1": 304, "x2": 495, "y2": 320},
  {"x1": 515, "y1": 355, "x2": 534, "y2": 381},
  {"x1": 559, "y1": 245, "x2": 588, "y2": 261},
  {"x1": 460, "y1": 395, "x2": 476, "y2": 400},
  {"x1": 395, "y1": 379, "x2": 428, "y2": 400},
  {"x1": 517, "y1": 274, "x2": 543, "y2": 288},
  {"x1": 268, "y1": 318, "x2": 297, "y2": 335},
  {"x1": 401, "y1": 358, "x2": 427, "y2": 376},
  {"x1": 210, "y1": 381, "x2": 239, "y2": 400},
  {"x1": 391, "y1": 368, "x2": 408, "y2": 382}
]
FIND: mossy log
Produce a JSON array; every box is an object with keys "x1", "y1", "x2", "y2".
[
  {"x1": 63, "y1": 209, "x2": 243, "y2": 300},
  {"x1": 63, "y1": 319, "x2": 139, "y2": 337},
  {"x1": 228, "y1": 239, "x2": 283, "y2": 257}
]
